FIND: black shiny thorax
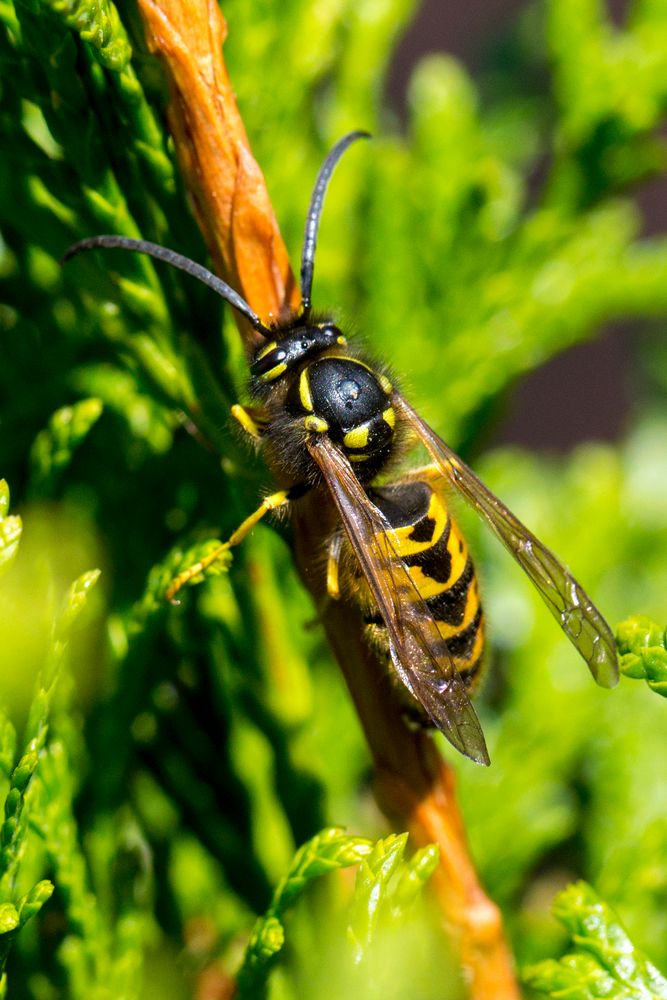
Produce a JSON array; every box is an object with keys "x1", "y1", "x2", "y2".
[
  {"x1": 305, "y1": 358, "x2": 385, "y2": 429},
  {"x1": 290, "y1": 355, "x2": 395, "y2": 477}
]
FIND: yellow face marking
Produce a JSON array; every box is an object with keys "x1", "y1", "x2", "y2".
[
  {"x1": 378, "y1": 374, "x2": 393, "y2": 395},
  {"x1": 336, "y1": 335, "x2": 347, "y2": 345},
  {"x1": 343, "y1": 424, "x2": 370, "y2": 450},
  {"x1": 256, "y1": 341, "x2": 277, "y2": 360},
  {"x1": 348, "y1": 453, "x2": 369, "y2": 463},
  {"x1": 304, "y1": 415, "x2": 329, "y2": 433},
  {"x1": 260, "y1": 362, "x2": 287, "y2": 382},
  {"x1": 299, "y1": 368, "x2": 314, "y2": 412},
  {"x1": 382, "y1": 406, "x2": 395, "y2": 430}
]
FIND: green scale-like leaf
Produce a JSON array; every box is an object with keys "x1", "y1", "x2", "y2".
[
  {"x1": 526, "y1": 882, "x2": 667, "y2": 999},
  {"x1": 617, "y1": 615, "x2": 667, "y2": 696}
]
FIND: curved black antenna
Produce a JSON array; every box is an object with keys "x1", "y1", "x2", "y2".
[
  {"x1": 300, "y1": 130, "x2": 371, "y2": 316},
  {"x1": 60, "y1": 235, "x2": 274, "y2": 337}
]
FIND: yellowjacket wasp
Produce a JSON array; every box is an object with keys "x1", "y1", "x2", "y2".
[{"x1": 62, "y1": 132, "x2": 619, "y2": 766}]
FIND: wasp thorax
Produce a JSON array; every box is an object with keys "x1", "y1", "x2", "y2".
[
  {"x1": 297, "y1": 357, "x2": 396, "y2": 472},
  {"x1": 251, "y1": 322, "x2": 345, "y2": 385}
]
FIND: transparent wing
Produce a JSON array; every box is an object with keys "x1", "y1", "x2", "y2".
[
  {"x1": 307, "y1": 435, "x2": 490, "y2": 765},
  {"x1": 393, "y1": 395, "x2": 619, "y2": 689}
]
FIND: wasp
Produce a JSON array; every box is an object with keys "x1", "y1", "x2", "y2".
[{"x1": 62, "y1": 132, "x2": 619, "y2": 765}]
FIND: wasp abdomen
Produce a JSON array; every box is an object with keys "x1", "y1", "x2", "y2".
[{"x1": 362, "y1": 479, "x2": 485, "y2": 697}]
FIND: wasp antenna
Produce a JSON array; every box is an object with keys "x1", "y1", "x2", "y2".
[
  {"x1": 300, "y1": 131, "x2": 371, "y2": 316},
  {"x1": 60, "y1": 235, "x2": 274, "y2": 337}
]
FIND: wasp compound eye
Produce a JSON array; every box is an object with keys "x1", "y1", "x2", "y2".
[{"x1": 251, "y1": 344, "x2": 288, "y2": 383}]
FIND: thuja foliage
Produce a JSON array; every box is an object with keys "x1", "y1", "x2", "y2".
[
  {"x1": 0, "y1": 0, "x2": 666, "y2": 997},
  {"x1": 617, "y1": 615, "x2": 667, "y2": 696},
  {"x1": 526, "y1": 882, "x2": 667, "y2": 999}
]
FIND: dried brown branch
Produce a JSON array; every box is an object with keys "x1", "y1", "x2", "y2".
[
  {"x1": 138, "y1": 0, "x2": 300, "y2": 351},
  {"x1": 136, "y1": 1, "x2": 520, "y2": 996}
]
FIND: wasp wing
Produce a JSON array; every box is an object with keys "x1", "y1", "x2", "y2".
[
  {"x1": 307, "y1": 434, "x2": 490, "y2": 766},
  {"x1": 393, "y1": 395, "x2": 618, "y2": 689}
]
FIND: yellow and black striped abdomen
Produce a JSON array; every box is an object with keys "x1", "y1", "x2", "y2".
[{"x1": 361, "y1": 476, "x2": 485, "y2": 694}]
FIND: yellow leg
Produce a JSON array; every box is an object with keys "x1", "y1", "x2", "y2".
[
  {"x1": 166, "y1": 489, "x2": 291, "y2": 602},
  {"x1": 326, "y1": 533, "x2": 343, "y2": 600},
  {"x1": 231, "y1": 403, "x2": 269, "y2": 441}
]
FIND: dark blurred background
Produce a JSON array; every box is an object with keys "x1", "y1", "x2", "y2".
[{"x1": 387, "y1": 0, "x2": 666, "y2": 452}]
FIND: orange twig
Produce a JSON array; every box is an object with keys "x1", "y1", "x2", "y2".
[
  {"x1": 138, "y1": 0, "x2": 299, "y2": 351},
  {"x1": 136, "y1": 2, "x2": 520, "y2": 996}
]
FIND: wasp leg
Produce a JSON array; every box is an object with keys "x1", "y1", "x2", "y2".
[
  {"x1": 326, "y1": 532, "x2": 344, "y2": 600},
  {"x1": 166, "y1": 488, "x2": 293, "y2": 602},
  {"x1": 231, "y1": 403, "x2": 270, "y2": 441}
]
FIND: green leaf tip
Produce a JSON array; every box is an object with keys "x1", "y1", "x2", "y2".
[
  {"x1": 0, "y1": 480, "x2": 21, "y2": 572},
  {"x1": 46, "y1": 0, "x2": 132, "y2": 70},
  {"x1": 236, "y1": 828, "x2": 442, "y2": 996},
  {"x1": 11, "y1": 753, "x2": 39, "y2": 794},
  {"x1": 18, "y1": 881, "x2": 54, "y2": 927},
  {"x1": 272, "y1": 827, "x2": 374, "y2": 913},
  {"x1": 248, "y1": 914, "x2": 285, "y2": 963},
  {"x1": 525, "y1": 881, "x2": 667, "y2": 999},
  {"x1": 355, "y1": 833, "x2": 408, "y2": 894},
  {"x1": 0, "y1": 907, "x2": 19, "y2": 936},
  {"x1": 236, "y1": 829, "x2": 375, "y2": 997},
  {"x1": 394, "y1": 843, "x2": 440, "y2": 908},
  {"x1": 347, "y1": 834, "x2": 441, "y2": 964},
  {"x1": 0, "y1": 516, "x2": 22, "y2": 575},
  {"x1": 30, "y1": 399, "x2": 104, "y2": 493},
  {"x1": 348, "y1": 834, "x2": 411, "y2": 960},
  {"x1": 617, "y1": 615, "x2": 667, "y2": 696},
  {"x1": 56, "y1": 568, "x2": 102, "y2": 639},
  {"x1": 0, "y1": 483, "x2": 9, "y2": 521}
]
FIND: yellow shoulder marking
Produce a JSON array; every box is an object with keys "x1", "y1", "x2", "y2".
[{"x1": 299, "y1": 368, "x2": 314, "y2": 412}]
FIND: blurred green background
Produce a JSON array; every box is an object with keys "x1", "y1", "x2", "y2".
[{"x1": 1, "y1": 0, "x2": 666, "y2": 997}]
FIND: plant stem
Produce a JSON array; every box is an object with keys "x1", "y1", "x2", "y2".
[{"x1": 134, "y1": 1, "x2": 520, "y2": 994}]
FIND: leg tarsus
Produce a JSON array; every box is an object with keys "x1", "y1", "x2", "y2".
[
  {"x1": 165, "y1": 489, "x2": 293, "y2": 602},
  {"x1": 231, "y1": 403, "x2": 269, "y2": 441}
]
